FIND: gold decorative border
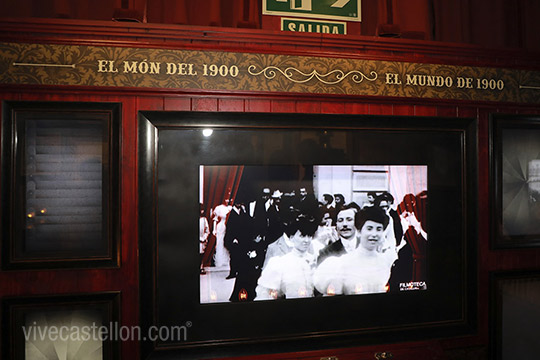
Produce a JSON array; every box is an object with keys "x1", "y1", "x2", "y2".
[{"x1": 0, "y1": 42, "x2": 539, "y2": 104}]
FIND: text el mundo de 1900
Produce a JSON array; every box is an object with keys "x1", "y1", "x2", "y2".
[
  {"x1": 385, "y1": 72, "x2": 505, "y2": 90},
  {"x1": 97, "y1": 59, "x2": 505, "y2": 91}
]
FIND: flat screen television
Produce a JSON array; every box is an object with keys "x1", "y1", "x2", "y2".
[
  {"x1": 199, "y1": 164, "x2": 428, "y2": 304},
  {"x1": 139, "y1": 111, "x2": 477, "y2": 359}
]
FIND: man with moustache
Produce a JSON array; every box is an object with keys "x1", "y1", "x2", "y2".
[{"x1": 316, "y1": 205, "x2": 358, "y2": 265}]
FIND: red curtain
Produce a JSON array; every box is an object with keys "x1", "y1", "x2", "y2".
[
  {"x1": 146, "y1": 0, "x2": 260, "y2": 27},
  {"x1": 397, "y1": 191, "x2": 428, "y2": 281},
  {"x1": 432, "y1": 0, "x2": 540, "y2": 51},
  {"x1": 201, "y1": 165, "x2": 244, "y2": 267},
  {"x1": 3, "y1": 0, "x2": 539, "y2": 51}
]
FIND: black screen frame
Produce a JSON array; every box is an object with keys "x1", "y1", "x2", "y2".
[{"x1": 138, "y1": 111, "x2": 478, "y2": 359}]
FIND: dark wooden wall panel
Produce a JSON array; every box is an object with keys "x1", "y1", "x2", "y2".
[
  {"x1": 345, "y1": 102, "x2": 371, "y2": 115},
  {"x1": 368, "y1": 103, "x2": 394, "y2": 115},
  {"x1": 1, "y1": 82, "x2": 540, "y2": 360},
  {"x1": 218, "y1": 98, "x2": 245, "y2": 112},
  {"x1": 296, "y1": 101, "x2": 321, "y2": 114},
  {"x1": 414, "y1": 105, "x2": 438, "y2": 116},
  {"x1": 270, "y1": 100, "x2": 296, "y2": 113},
  {"x1": 164, "y1": 97, "x2": 192, "y2": 111},
  {"x1": 246, "y1": 99, "x2": 272, "y2": 113},
  {"x1": 137, "y1": 96, "x2": 164, "y2": 111},
  {"x1": 436, "y1": 105, "x2": 458, "y2": 117},
  {"x1": 0, "y1": 91, "x2": 141, "y2": 360},
  {"x1": 193, "y1": 97, "x2": 219, "y2": 112},
  {"x1": 320, "y1": 101, "x2": 346, "y2": 114},
  {"x1": 457, "y1": 106, "x2": 479, "y2": 119},
  {"x1": 116, "y1": 95, "x2": 140, "y2": 360},
  {"x1": 393, "y1": 104, "x2": 415, "y2": 116}
]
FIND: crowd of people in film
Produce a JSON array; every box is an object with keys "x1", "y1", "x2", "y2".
[{"x1": 199, "y1": 186, "x2": 428, "y2": 302}]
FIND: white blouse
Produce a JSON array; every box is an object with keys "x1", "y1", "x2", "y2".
[
  {"x1": 314, "y1": 246, "x2": 396, "y2": 296},
  {"x1": 255, "y1": 251, "x2": 316, "y2": 300}
]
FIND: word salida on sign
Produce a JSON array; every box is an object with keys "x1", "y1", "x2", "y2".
[
  {"x1": 385, "y1": 72, "x2": 505, "y2": 90},
  {"x1": 285, "y1": 22, "x2": 342, "y2": 34}
]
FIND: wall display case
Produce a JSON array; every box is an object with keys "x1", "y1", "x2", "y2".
[
  {"x1": 1, "y1": 101, "x2": 121, "y2": 269},
  {"x1": 490, "y1": 271, "x2": 540, "y2": 360},
  {"x1": 139, "y1": 111, "x2": 478, "y2": 359},
  {"x1": 490, "y1": 115, "x2": 540, "y2": 249},
  {"x1": 1, "y1": 292, "x2": 120, "y2": 360}
]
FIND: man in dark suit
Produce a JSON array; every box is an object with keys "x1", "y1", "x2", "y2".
[
  {"x1": 250, "y1": 187, "x2": 272, "y2": 242},
  {"x1": 376, "y1": 192, "x2": 403, "y2": 246},
  {"x1": 331, "y1": 193, "x2": 345, "y2": 224},
  {"x1": 224, "y1": 198, "x2": 250, "y2": 279},
  {"x1": 321, "y1": 193, "x2": 336, "y2": 223},
  {"x1": 317, "y1": 205, "x2": 358, "y2": 265},
  {"x1": 266, "y1": 189, "x2": 285, "y2": 244},
  {"x1": 227, "y1": 193, "x2": 267, "y2": 302}
]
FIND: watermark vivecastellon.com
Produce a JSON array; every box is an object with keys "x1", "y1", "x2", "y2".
[{"x1": 22, "y1": 321, "x2": 191, "y2": 342}]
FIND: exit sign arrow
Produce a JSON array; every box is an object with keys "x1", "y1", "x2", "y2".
[
  {"x1": 331, "y1": 0, "x2": 350, "y2": 8},
  {"x1": 263, "y1": 0, "x2": 361, "y2": 22}
]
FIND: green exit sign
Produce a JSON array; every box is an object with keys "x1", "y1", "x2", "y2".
[{"x1": 263, "y1": 0, "x2": 361, "y2": 22}]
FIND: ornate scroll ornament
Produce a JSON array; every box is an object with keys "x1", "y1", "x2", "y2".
[{"x1": 247, "y1": 65, "x2": 378, "y2": 85}]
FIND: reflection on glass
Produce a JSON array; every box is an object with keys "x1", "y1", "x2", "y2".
[
  {"x1": 501, "y1": 128, "x2": 540, "y2": 237},
  {"x1": 24, "y1": 309, "x2": 103, "y2": 360},
  {"x1": 17, "y1": 119, "x2": 108, "y2": 258}
]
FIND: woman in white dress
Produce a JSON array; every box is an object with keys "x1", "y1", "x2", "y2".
[
  {"x1": 255, "y1": 214, "x2": 319, "y2": 300},
  {"x1": 314, "y1": 206, "x2": 396, "y2": 296},
  {"x1": 199, "y1": 203, "x2": 210, "y2": 274},
  {"x1": 212, "y1": 201, "x2": 232, "y2": 268}
]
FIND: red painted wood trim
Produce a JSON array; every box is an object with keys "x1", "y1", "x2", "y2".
[
  {"x1": 3, "y1": 83, "x2": 540, "y2": 112},
  {"x1": 1, "y1": 18, "x2": 539, "y2": 68}
]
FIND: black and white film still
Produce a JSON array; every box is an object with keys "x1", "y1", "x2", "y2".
[{"x1": 199, "y1": 165, "x2": 428, "y2": 303}]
